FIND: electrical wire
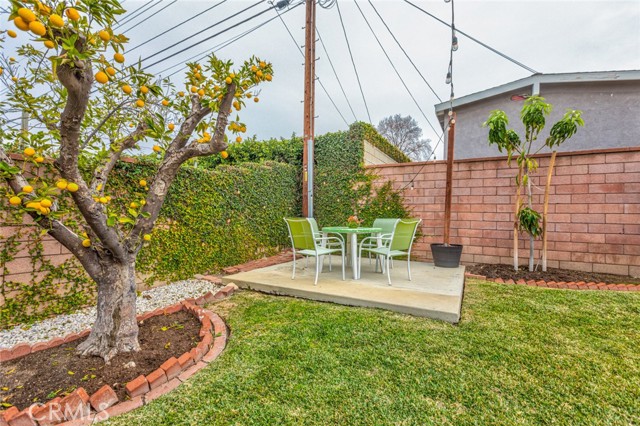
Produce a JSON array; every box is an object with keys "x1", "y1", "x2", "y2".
[
  {"x1": 366, "y1": 0, "x2": 441, "y2": 102},
  {"x1": 316, "y1": 28, "x2": 357, "y2": 122},
  {"x1": 119, "y1": 0, "x2": 177, "y2": 34},
  {"x1": 114, "y1": 0, "x2": 162, "y2": 30},
  {"x1": 274, "y1": 5, "x2": 349, "y2": 126},
  {"x1": 353, "y1": 0, "x2": 441, "y2": 137},
  {"x1": 403, "y1": 0, "x2": 539, "y2": 74},
  {"x1": 141, "y1": 0, "x2": 267, "y2": 65},
  {"x1": 335, "y1": 0, "x2": 372, "y2": 123},
  {"x1": 127, "y1": 0, "x2": 229, "y2": 53}
]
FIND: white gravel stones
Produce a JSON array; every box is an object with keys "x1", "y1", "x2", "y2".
[{"x1": 0, "y1": 279, "x2": 218, "y2": 349}]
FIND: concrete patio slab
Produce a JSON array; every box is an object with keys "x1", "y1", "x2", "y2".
[{"x1": 222, "y1": 257, "x2": 465, "y2": 323}]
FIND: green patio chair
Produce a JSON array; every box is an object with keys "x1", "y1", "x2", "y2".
[
  {"x1": 359, "y1": 218, "x2": 400, "y2": 268},
  {"x1": 358, "y1": 219, "x2": 422, "y2": 285},
  {"x1": 284, "y1": 218, "x2": 345, "y2": 285},
  {"x1": 307, "y1": 217, "x2": 344, "y2": 272}
]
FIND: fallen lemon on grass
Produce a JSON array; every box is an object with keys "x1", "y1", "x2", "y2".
[
  {"x1": 82, "y1": 239, "x2": 91, "y2": 247},
  {"x1": 24, "y1": 147, "x2": 36, "y2": 156},
  {"x1": 9, "y1": 196, "x2": 21, "y2": 206},
  {"x1": 67, "y1": 182, "x2": 79, "y2": 192}
]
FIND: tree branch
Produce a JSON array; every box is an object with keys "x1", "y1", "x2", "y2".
[{"x1": 81, "y1": 99, "x2": 130, "y2": 150}]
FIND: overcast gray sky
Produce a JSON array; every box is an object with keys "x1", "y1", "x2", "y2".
[{"x1": 4, "y1": 1, "x2": 640, "y2": 159}]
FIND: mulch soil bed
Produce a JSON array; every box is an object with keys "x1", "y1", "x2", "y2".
[
  {"x1": 467, "y1": 263, "x2": 640, "y2": 285},
  {"x1": 0, "y1": 310, "x2": 201, "y2": 409}
]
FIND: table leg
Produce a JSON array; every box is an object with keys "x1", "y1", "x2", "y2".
[{"x1": 351, "y1": 233, "x2": 358, "y2": 279}]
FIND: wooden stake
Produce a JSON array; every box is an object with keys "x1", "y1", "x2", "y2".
[
  {"x1": 542, "y1": 151, "x2": 557, "y2": 272},
  {"x1": 443, "y1": 114, "x2": 456, "y2": 246},
  {"x1": 513, "y1": 166, "x2": 523, "y2": 271}
]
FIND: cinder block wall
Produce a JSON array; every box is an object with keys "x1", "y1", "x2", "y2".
[{"x1": 368, "y1": 147, "x2": 640, "y2": 276}]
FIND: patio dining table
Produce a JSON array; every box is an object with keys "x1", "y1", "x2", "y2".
[{"x1": 322, "y1": 226, "x2": 382, "y2": 280}]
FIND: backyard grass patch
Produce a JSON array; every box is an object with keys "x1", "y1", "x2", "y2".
[{"x1": 105, "y1": 281, "x2": 639, "y2": 425}]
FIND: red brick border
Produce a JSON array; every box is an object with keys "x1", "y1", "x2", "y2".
[
  {"x1": 464, "y1": 273, "x2": 640, "y2": 292},
  {"x1": 0, "y1": 283, "x2": 239, "y2": 425}
]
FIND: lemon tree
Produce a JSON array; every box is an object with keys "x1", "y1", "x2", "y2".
[{"x1": 0, "y1": 0, "x2": 273, "y2": 361}]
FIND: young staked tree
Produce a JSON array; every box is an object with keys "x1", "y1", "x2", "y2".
[
  {"x1": 377, "y1": 114, "x2": 433, "y2": 161},
  {"x1": 484, "y1": 96, "x2": 584, "y2": 272},
  {"x1": 0, "y1": 0, "x2": 273, "y2": 361}
]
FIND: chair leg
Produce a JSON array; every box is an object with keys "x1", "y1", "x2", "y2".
[
  {"x1": 342, "y1": 249, "x2": 346, "y2": 280},
  {"x1": 292, "y1": 252, "x2": 296, "y2": 280},
  {"x1": 306, "y1": 256, "x2": 309, "y2": 268},
  {"x1": 386, "y1": 256, "x2": 392, "y2": 286},
  {"x1": 408, "y1": 256, "x2": 412, "y2": 281},
  {"x1": 329, "y1": 253, "x2": 332, "y2": 272},
  {"x1": 314, "y1": 256, "x2": 320, "y2": 286}
]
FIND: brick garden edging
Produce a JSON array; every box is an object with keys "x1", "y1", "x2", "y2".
[
  {"x1": 0, "y1": 283, "x2": 238, "y2": 426},
  {"x1": 465, "y1": 273, "x2": 640, "y2": 292}
]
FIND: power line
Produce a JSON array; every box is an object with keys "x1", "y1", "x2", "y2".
[
  {"x1": 316, "y1": 28, "x2": 357, "y2": 122},
  {"x1": 403, "y1": 0, "x2": 539, "y2": 74},
  {"x1": 119, "y1": 0, "x2": 177, "y2": 34},
  {"x1": 141, "y1": 0, "x2": 267, "y2": 66},
  {"x1": 353, "y1": 0, "x2": 441, "y2": 137},
  {"x1": 274, "y1": 5, "x2": 349, "y2": 126},
  {"x1": 114, "y1": 0, "x2": 162, "y2": 30},
  {"x1": 161, "y1": 5, "x2": 300, "y2": 79},
  {"x1": 335, "y1": 0, "x2": 372, "y2": 124},
  {"x1": 128, "y1": 0, "x2": 229, "y2": 53},
  {"x1": 366, "y1": 0, "x2": 442, "y2": 102}
]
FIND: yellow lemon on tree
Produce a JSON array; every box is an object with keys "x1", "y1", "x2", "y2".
[
  {"x1": 122, "y1": 84, "x2": 132, "y2": 94},
  {"x1": 190, "y1": 86, "x2": 197, "y2": 93},
  {"x1": 28, "y1": 21, "x2": 47, "y2": 37},
  {"x1": 256, "y1": 70, "x2": 263, "y2": 78},
  {"x1": 139, "y1": 179, "x2": 147, "y2": 187},
  {"x1": 9, "y1": 196, "x2": 21, "y2": 206},
  {"x1": 225, "y1": 77, "x2": 232, "y2": 84},
  {"x1": 22, "y1": 185, "x2": 33, "y2": 193},
  {"x1": 236, "y1": 136, "x2": 242, "y2": 143},
  {"x1": 130, "y1": 202, "x2": 139, "y2": 208},
  {"x1": 82, "y1": 239, "x2": 91, "y2": 247},
  {"x1": 265, "y1": 74, "x2": 272, "y2": 81},
  {"x1": 105, "y1": 67, "x2": 116, "y2": 77},
  {"x1": 38, "y1": 2, "x2": 52, "y2": 16},
  {"x1": 99, "y1": 196, "x2": 108, "y2": 204},
  {"x1": 161, "y1": 99, "x2": 169, "y2": 106},
  {"x1": 153, "y1": 145, "x2": 162, "y2": 153},
  {"x1": 35, "y1": 156, "x2": 44, "y2": 163},
  {"x1": 67, "y1": 182, "x2": 79, "y2": 192},
  {"x1": 44, "y1": 40, "x2": 55, "y2": 49},
  {"x1": 26, "y1": 201, "x2": 40, "y2": 209},
  {"x1": 197, "y1": 88, "x2": 205, "y2": 97},
  {"x1": 259, "y1": 61, "x2": 266, "y2": 68},
  {"x1": 40, "y1": 199, "x2": 52, "y2": 208},
  {"x1": 49, "y1": 14, "x2": 64, "y2": 28},
  {"x1": 65, "y1": 8, "x2": 80, "y2": 21},
  {"x1": 177, "y1": 91, "x2": 184, "y2": 97},
  {"x1": 0, "y1": 68, "x2": 3, "y2": 76},
  {"x1": 18, "y1": 8, "x2": 36, "y2": 23},
  {"x1": 253, "y1": 97, "x2": 259, "y2": 103},
  {"x1": 143, "y1": 234, "x2": 151, "y2": 241},
  {"x1": 136, "y1": 99, "x2": 145, "y2": 108},
  {"x1": 98, "y1": 30, "x2": 110, "y2": 41},
  {"x1": 140, "y1": 85, "x2": 149, "y2": 94},
  {"x1": 95, "y1": 71, "x2": 109, "y2": 84},
  {"x1": 14, "y1": 17, "x2": 29, "y2": 31},
  {"x1": 24, "y1": 147, "x2": 36, "y2": 156},
  {"x1": 114, "y1": 52, "x2": 125, "y2": 63},
  {"x1": 233, "y1": 101, "x2": 240, "y2": 110},
  {"x1": 168, "y1": 123, "x2": 175, "y2": 131},
  {"x1": 220, "y1": 151, "x2": 229, "y2": 159},
  {"x1": 9, "y1": 57, "x2": 16, "y2": 63},
  {"x1": 56, "y1": 180, "x2": 67, "y2": 190},
  {"x1": 39, "y1": 206, "x2": 50, "y2": 215},
  {"x1": 7, "y1": 30, "x2": 17, "y2": 38}
]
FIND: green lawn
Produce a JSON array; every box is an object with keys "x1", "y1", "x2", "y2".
[{"x1": 106, "y1": 281, "x2": 640, "y2": 425}]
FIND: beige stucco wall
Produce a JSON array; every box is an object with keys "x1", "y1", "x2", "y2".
[{"x1": 363, "y1": 140, "x2": 398, "y2": 165}]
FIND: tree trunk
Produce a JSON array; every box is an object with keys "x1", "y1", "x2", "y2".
[
  {"x1": 542, "y1": 151, "x2": 557, "y2": 272},
  {"x1": 513, "y1": 167, "x2": 523, "y2": 271},
  {"x1": 76, "y1": 257, "x2": 140, "y2": 362}
]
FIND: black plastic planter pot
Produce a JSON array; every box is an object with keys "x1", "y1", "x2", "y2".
[{"x1": 430, "y1": 243, "x2": 463, "y2": 268}]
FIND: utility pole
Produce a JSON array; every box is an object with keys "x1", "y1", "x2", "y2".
[
  {"x1": 443, "y1": 112, "x2": 456, "y2": 246},
  {"x1": 302, "y1": 0, "x2": 316, "y2": 217}
]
